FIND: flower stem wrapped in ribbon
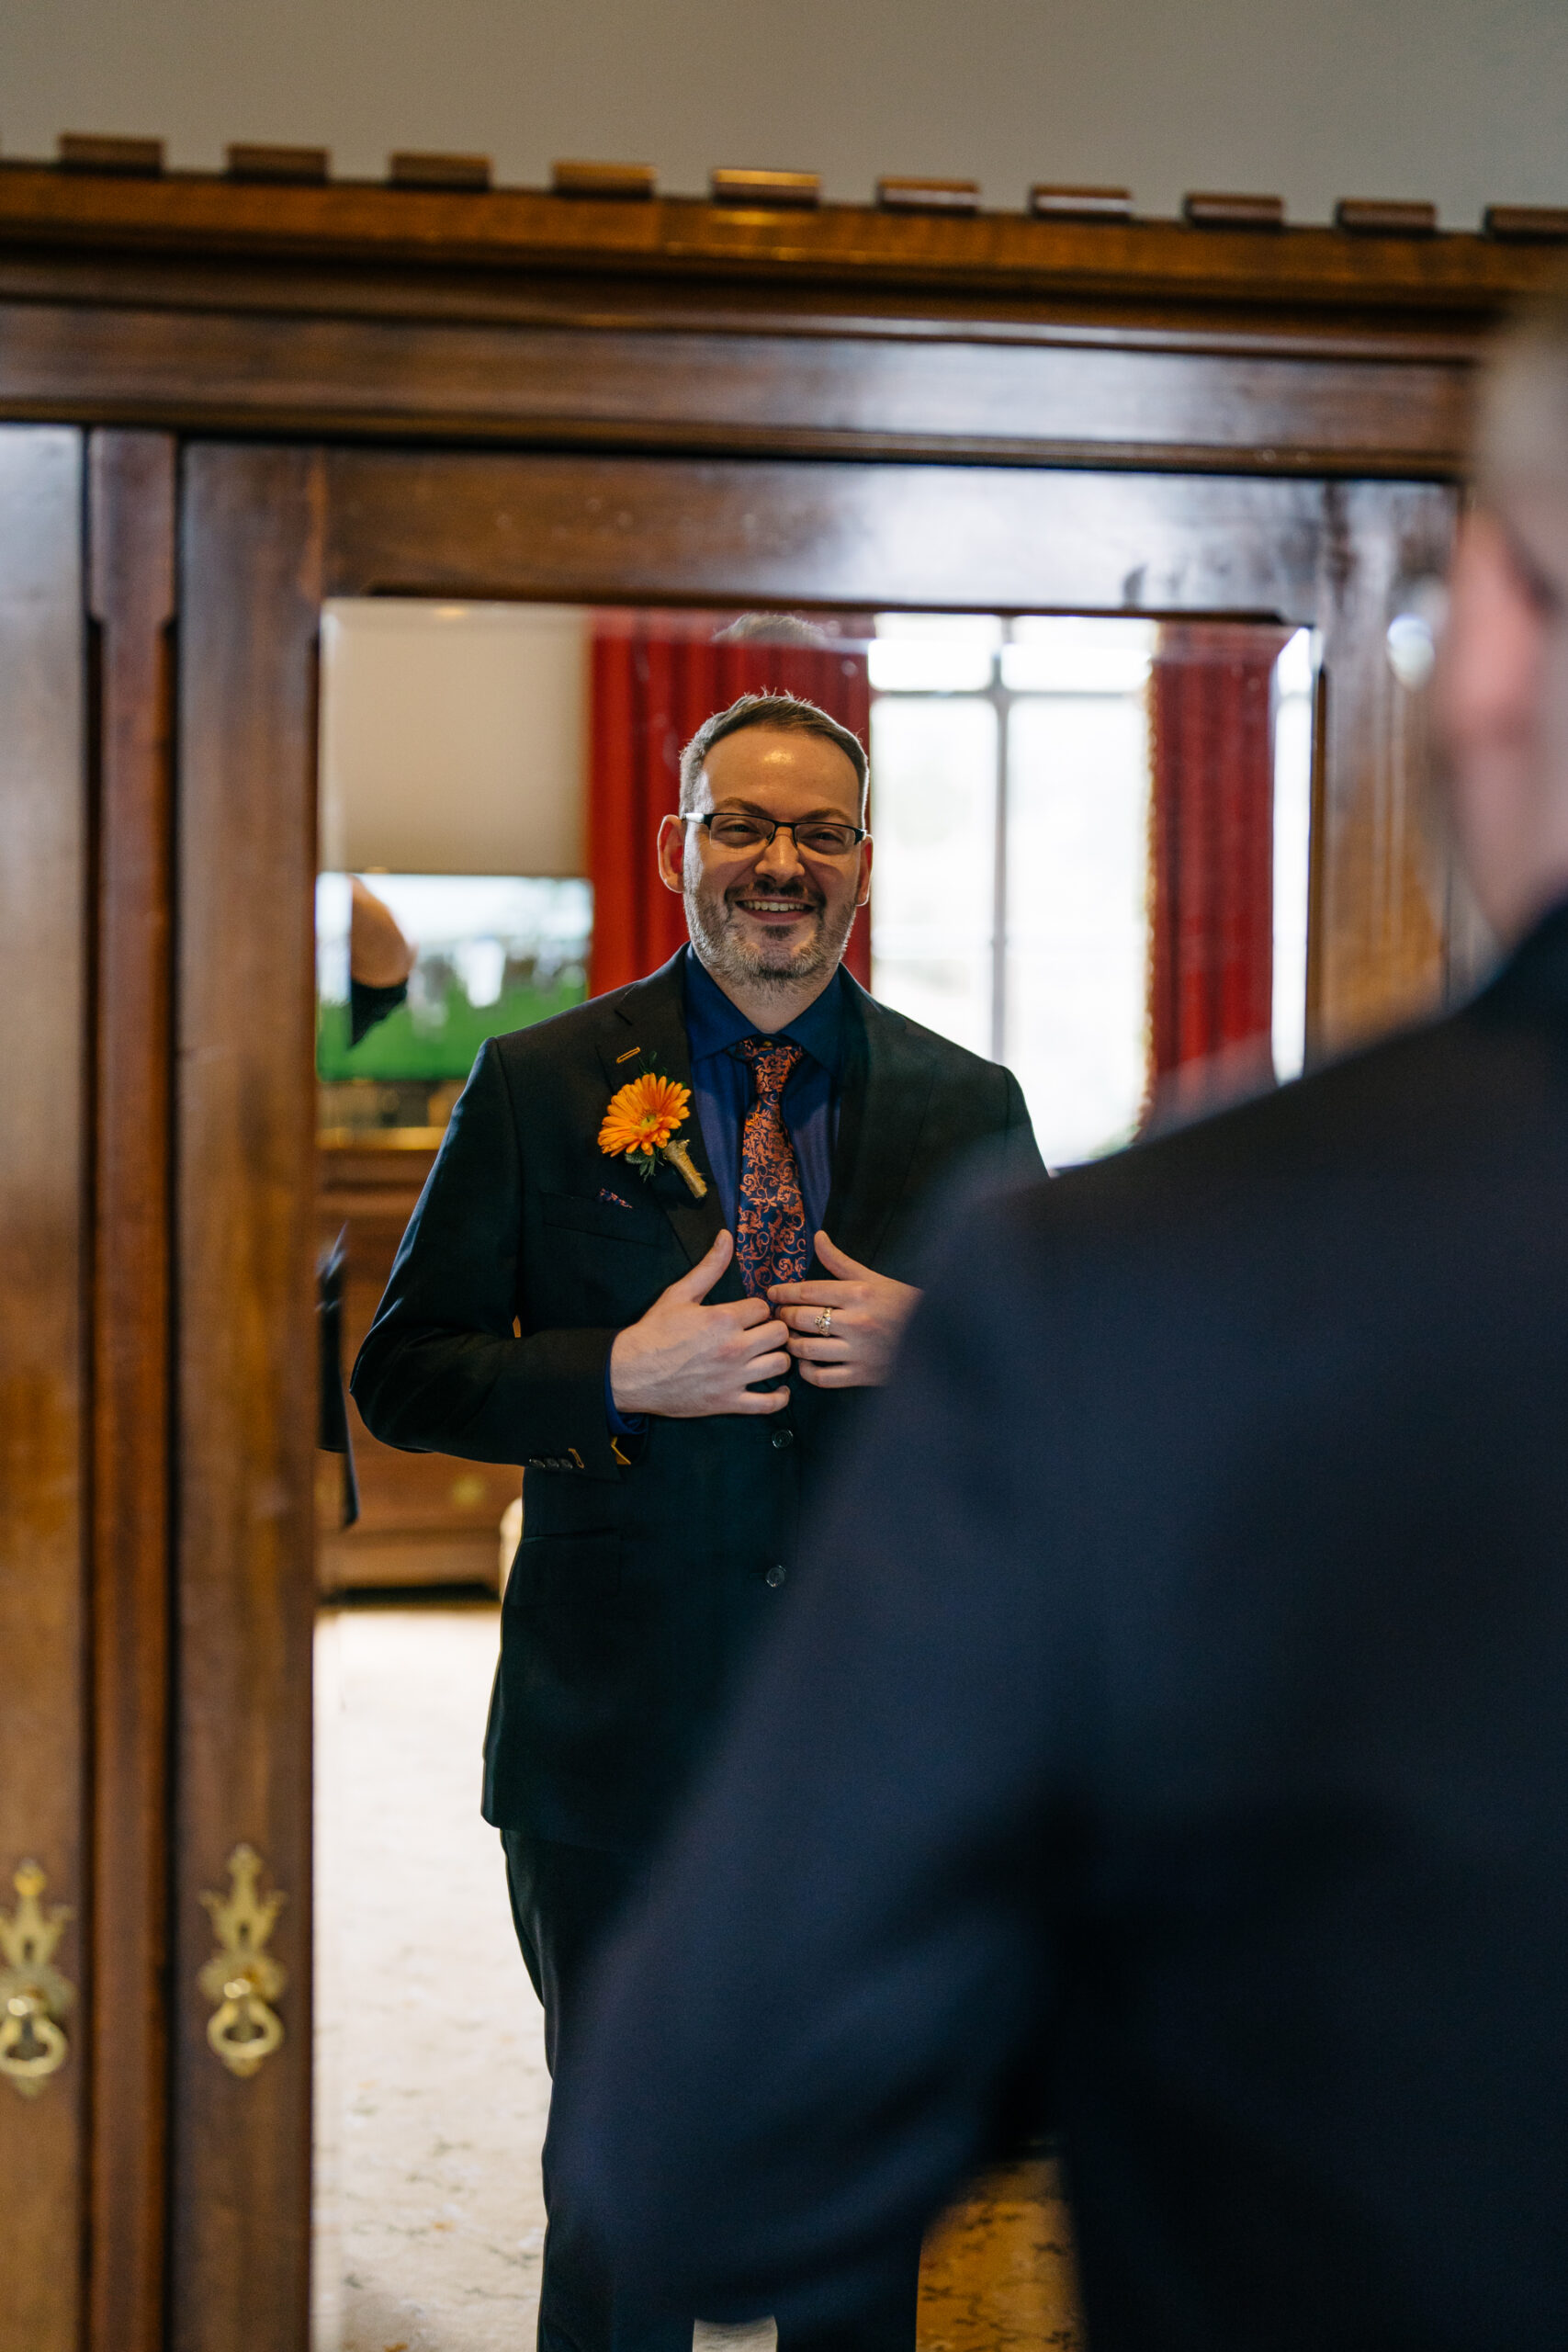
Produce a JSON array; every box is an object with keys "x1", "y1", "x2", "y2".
[{"x1": 598, "y1": 1069, "x2": 708, "y2": 1199}]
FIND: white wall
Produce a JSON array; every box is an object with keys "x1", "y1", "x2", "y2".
[
  {"x1": 2, "y1": 0, "x2": 1564, "y2": 230},
  {"x1": 319, "y1": 601, "x2": 587, "y2": 877}
]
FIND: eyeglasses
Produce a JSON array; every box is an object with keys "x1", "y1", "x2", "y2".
[{"x1": 682, "y1": 812, "x2": 869, "y2": 858}]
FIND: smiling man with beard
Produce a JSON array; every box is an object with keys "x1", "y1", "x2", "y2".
[{"x1": 352, "y1": 689, "x2": 1039, "y2": 2352}]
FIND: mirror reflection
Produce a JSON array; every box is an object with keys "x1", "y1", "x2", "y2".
[{"x1": 312, "y1": 597, "x2": 1317, "y2": 2351}]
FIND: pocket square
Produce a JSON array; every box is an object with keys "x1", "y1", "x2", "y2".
[{"x1": 597, "y1": 1186, "x2": 635, "y2": 1212}]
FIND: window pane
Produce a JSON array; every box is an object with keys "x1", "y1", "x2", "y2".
[
  {"x1": 1005, "y1": 696, "x2": 1151, "y2": 1165},
  {"x1": 1272, "y1": 630, "x2": 1315, "y2": 1083},
  {"x1": 1002, "y1": 616, "x2": 1156, "y2": 695},
  {"x1": 870, "y1": 695, "x2": 998, "y2": 1060},
  {"x1": 869, "y1": 613, "x2": 1001, "y2": 695}
]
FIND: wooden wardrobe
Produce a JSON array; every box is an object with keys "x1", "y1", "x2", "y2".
[{"x1": 0, "y1": 153, "x2": 1555, "y2": 2352}]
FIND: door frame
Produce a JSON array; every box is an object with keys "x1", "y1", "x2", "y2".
[{"x1": 175, "y1": 442, "x2": 1456, "y2": 2351}]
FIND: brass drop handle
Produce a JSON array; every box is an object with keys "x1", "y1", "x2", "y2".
[
  {"x1": 0, "y1": 1861, "x2": 75, "y2": 2099},
  {"x1": 199, "y1": 1843, "x2": 288, "y2": 2078}
]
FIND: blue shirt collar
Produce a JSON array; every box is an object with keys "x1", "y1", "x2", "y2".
[{"x1": 682, "y1": 944, "x2": 844, "y2": 1073}]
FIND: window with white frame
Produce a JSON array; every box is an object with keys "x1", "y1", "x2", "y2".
[{"x1": 869, "y1": 614, "x2": 1314, "y2": 1169}]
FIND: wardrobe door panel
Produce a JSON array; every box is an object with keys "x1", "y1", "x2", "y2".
[
  {"x1": 172, "y1": 444, "x2": 323, "y2": 2352},
  {"x1": 0, "y1": 427, "x2": 88, "y2": 2352}
]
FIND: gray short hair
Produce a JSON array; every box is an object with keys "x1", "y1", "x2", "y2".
[
  {"x1": 1477, "y1": 283, "x2": 1568, "y2": 586},
  {"x1": 711, "y1": 612, "x2": 832, "y2": 648},
  {"x1": 678, "y1": 693, "x2": 869, "y2": 816}
]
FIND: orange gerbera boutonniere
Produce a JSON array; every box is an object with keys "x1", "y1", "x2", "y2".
[{"x1": 598, "y1": 1068, "x2": 708, "y2": 1198}]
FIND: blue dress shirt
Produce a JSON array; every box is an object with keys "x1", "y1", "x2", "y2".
[
  {"x1": 681, "y1": 946, "x2": 842, "y2": 1236},
  {"x1": 606, "y1": 949, "x2": 846, "y2": 1437}
]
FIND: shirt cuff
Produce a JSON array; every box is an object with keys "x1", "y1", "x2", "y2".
[{"x1": 605, "y1": 1354, "x2": 648, "y2": 1441}]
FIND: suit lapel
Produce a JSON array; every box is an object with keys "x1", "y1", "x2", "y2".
[
  {"x1": 594, "y1": 949, "x2": 739, "y2": 1293},
  {"x1": 819, "y1": 979, "x2": 935, "y2": 1271},
  {"x1": 592, "y1": 960, "x2": 930, "y2": 1295}
]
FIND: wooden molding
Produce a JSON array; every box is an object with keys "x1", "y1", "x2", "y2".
[
  {"x1": 0, "y1": 161, "x2": 1558, "y2": 328},
  {"x1": 0, "y1": 158, "x2": 1545, "y2": 476},
  {"x1": 1030, "y1": 186, "x2": 1134, "y2": 223},
  {"x1": 225, "y1": 143, "x2": 330, "y2": 186},
  {"x1": 57, "y1": 133, "x2": 164, "y2": 176},
  {"x1": 1483, "y1": 203, "x2": 1568, "y2": 243},
  {"x1": 550, "y1": 159, "x2": 657, "y2": 199},
  {"x1": 1183, "y1": 191, "x2": 1286, "y2": 230},
  {"x1": 388, "y1": 151, "x2": 492, "y2": 192},
  {"x1": 87, "y1": 426, "x2": 177, "y2": 2352},
  {"x1": 0, "y1": 296, "x2": 1479, "y2": 475},
  {"x1": 876, "y1": 176, "x2": 981, "y2": 215},
  {"x1": 710, "y1": 167, "x2": 821, "y2": 209},
  {"x1": 1335, "y1": 198, "x2": 1438, "y2": 238}
]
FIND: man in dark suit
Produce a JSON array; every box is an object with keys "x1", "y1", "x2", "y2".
[
  {"x1": 554, "y1": 303, "x2": 1568, "y2": 2350},
  {"x1": 351, "y1": 689, "x2": 1039, "y2": 2352}
]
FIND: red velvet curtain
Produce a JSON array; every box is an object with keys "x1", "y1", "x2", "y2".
[
  {"x1": 1147, "y1": 624, "x2": 1292, "y2": 1120},
  {"x1": 588, "y1": 613, "x2": 872, "y2": 997}
]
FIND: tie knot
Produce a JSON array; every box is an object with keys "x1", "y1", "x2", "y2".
[{"x1": 737, "y1": 1035, "x2": 803, "y2": 1104}]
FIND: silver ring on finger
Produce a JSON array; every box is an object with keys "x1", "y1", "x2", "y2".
[{"x1": 815, "y1": 1306, "x2": 833, "y2": 1337}]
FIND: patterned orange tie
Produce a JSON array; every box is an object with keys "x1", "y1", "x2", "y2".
[{"x1": 735, "y1": 1036, "x2": 811, "y2": 1299}]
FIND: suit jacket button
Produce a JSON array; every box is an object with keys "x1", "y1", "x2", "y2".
[
  {"x1": 765, "y1": 1563, "x2": 787, "y2": 1589},
  {"x1": 771, "y1": 1427, "x2": 794, "y2": 1450}
]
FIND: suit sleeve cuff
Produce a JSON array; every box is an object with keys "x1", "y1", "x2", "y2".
[{"x1": 513, "y1": 1328, "x2": 633, "y2": 1482}]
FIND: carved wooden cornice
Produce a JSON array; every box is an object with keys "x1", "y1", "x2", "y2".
[
  {"x1": 0, "y1": 159, "x2": 1561, "y2": 342},
  {"x1": 1, "y1": 158, "x2": 1559, "y2": 469}
]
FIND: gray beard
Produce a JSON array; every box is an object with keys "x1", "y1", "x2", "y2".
[{"x1": 684, "y1": 883, "x2": 852, "y2": 997}]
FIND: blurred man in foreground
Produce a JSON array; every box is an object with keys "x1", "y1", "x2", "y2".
[{"x1": 556, "y1": 297, "x2": 1568, "y2": 2350}]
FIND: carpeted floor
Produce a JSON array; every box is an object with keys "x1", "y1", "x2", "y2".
[
  {"x1": 920, "y1": 2162, "x2": 1084, "y2": 2352},
  {"x1": 313, "y1": 1604, "x2": 1082, "y2": 2352},
  {"x1": 315, "y1": 1603, "x2": 552, "y2": 2351}
]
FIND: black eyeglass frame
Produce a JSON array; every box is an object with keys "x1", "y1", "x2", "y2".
[{"x1": 680, "y1": 811, "x2": 870, "y2": 856}]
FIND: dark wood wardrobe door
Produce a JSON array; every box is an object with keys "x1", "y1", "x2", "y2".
[
  {"x1": 0, "y1": 428, "x2": 88, "y2": 2352},
  {"x1": 172, "y1": 445, "x2": 324, "y2": 2352}
]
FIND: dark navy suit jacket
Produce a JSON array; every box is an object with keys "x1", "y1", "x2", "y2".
[
  {"x1": 352, "y1": 948, "x2": 1039, "y2": 1853},
  {"x1": 557, "y1": 906, "x2": 1568, "y2": 2348}
]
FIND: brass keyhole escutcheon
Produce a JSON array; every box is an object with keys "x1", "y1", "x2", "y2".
[
  {"x1": 0, "y1": 1860, "x2": 75, "y2": 2099},
  {"x1": 198, "y1": 1843, "x2": 288, "y2": 2078}
]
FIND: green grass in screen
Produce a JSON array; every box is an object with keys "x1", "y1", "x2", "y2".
[{"x1": 317, "y1": 975, "x2": 586, "y2": 1081}]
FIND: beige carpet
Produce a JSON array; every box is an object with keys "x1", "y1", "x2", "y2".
[
  {"x1": 312, "y1": 1603, "x2": 1082, "y2": 2352},
  {"x1": 315, "y1": 1603, "x2": 551, "y2": 2352}
]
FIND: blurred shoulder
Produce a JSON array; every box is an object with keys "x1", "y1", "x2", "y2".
[{"x1": 1005, "y1": 991, "x2": 1533, "y2": 1265}]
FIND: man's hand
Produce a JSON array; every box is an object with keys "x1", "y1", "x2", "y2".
[
  {"x1": 769, "y1": 1231, "x2": 920, "y2": 1388},
  {"x1": 611, "y1": 1229, "x2": 791, "y2": 1417},
  {"x1": 349, "y1": 876, "x2": 416, "y2": 988}
]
